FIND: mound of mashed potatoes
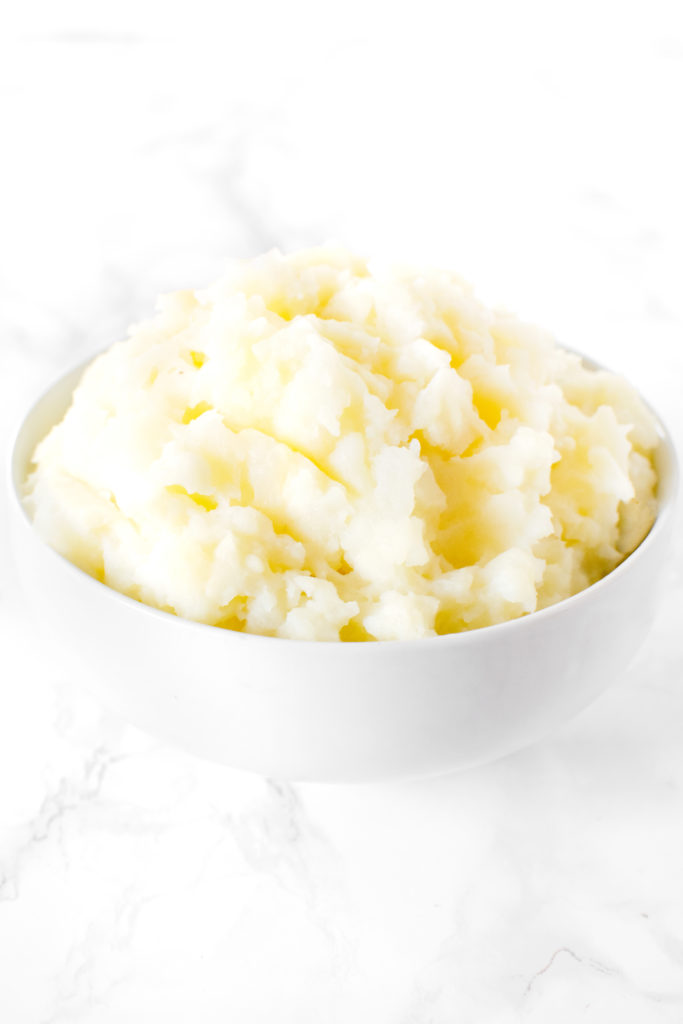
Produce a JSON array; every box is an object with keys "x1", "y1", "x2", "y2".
[{"x1": 25, "y1": 247, "x2": 660, "y2": 640}]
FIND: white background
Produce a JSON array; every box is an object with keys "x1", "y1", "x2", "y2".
[{"x1": 1, "y1": 2, "x2": 683, "y2": 1021}]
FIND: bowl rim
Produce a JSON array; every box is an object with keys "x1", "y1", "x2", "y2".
[{"x1": 8, "y1": 347, "x2": 680, "y2": 654}]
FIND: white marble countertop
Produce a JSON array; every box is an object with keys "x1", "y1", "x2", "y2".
[{"x1": 2, "y1": 7, "x2": 683, "y2": 1021}]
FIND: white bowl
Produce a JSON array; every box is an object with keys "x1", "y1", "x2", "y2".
[{"x1": 8, "y1": 357, "x2": 679, "y2": 782}]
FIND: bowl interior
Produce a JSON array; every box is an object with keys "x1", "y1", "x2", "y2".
[{"x1": 11, "y1": 363, "x2": 86, "y2": 509}]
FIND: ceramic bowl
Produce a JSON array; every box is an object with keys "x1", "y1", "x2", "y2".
[{"x1": 8, "y1": 356, "x2": 678, "y2": 782}]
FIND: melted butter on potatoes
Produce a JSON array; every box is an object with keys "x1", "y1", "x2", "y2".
[{"x1": 25, "y1": 247, "x2": 659, "y2": 640}]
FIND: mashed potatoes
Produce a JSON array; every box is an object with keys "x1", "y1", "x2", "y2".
[{"x1": 25, "y1": 247, "x2": 659, "y2": 640}]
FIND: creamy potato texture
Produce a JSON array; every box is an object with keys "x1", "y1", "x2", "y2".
[{"x1": 25, "y1": 248, "x2": 659, "y2": 640}]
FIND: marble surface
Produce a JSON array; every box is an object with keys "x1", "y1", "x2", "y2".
[{"x1": 2, "y1": 5, "x2": 683, "y2": 1021}]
